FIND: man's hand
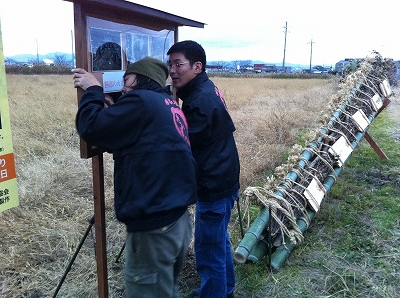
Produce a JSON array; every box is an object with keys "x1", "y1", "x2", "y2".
[
  {"x1": 72, "y1": 68, "x2": 101, "y2": 91},
  {"x1": 104, "y1": 94, "x2": 115, "y2": 107}
]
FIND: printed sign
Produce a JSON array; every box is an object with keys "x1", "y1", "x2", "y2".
[
  {"x1": 371, "y1": 93, "x2": 383, "y2": 111},
  {"x1": 379, "y1": 79, "x2": 392, "y2": 98},
  {"x1": 303, "y1": 177, "x2": 326, "y2": 212},
  {"x1": 351, "y1": 109, "x2": 370, "y2": 132},
  {"x1": 328, "y1": 135, "x2": 354, "y2": 167},
  {"x1": 102, "y1": 71, "x2": 124, "y2": 93},
  {"x1": 0, "y1": 20, "x2": 19, "y2": 213}
]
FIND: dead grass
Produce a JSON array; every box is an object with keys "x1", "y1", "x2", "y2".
[
  {"x1": 1, "y1": 74, "x2": 338, "y2": 297},
  {"x1": 215, "y1": 77, "x2": 338, "y2": 184}
]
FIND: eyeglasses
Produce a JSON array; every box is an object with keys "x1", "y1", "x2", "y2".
[{"x1": 167, "y1": 61, "x2": 190, "y2": 70}]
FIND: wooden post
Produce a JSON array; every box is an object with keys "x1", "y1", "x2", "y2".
[
  {"x1": 363, "y1": 99, "x2": 391, "y2": 160},
  {"x1": 92, "y1": 154, "x2": 108, "y2": 297},
  {"x1": 73, "y1": 4, "x2": 109, "y2": 295},
  {"x1": 364, "y1": 132, "x2": 389, "y2": 160}
]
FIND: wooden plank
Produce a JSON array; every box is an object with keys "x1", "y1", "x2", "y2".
[
  {"x1": 73, "y1": 3, "x2": 106, "y2": 159},
  {"x1": 364, "y1": 132, "x2": 389, "y2": 160},
  {"x1": 92, "y1": 154, "x2": 108, "y2": 297},
  {"x1": 377, "y1": 98, "x2": 391, "y2": 115},
  {"x1": 73, "y1": 5, "x2": 108, "y2": 296},
  {"x1": 362, "y1": 98, "x2": 392, "y2": 160}
]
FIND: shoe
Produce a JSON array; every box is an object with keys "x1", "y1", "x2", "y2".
[{"x1": 190, "y1": 288, "x2": 234, "y2": 298}]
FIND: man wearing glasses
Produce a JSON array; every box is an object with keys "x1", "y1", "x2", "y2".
[{"x1": 167, "y1": 41, "x2": 240, "y2": 298}]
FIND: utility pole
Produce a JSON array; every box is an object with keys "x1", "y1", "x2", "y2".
[
  {"x1": 282, "y1": 21, "x2": 288, "y2": 73},
  {"x1": 36, "y1": 39, "x2": 39, "y2": 64},
  {"x1": 71, "y1": 30, "x2": 75, "y2": 68},
  {"x1": 308, "y1": 39, "x2": 315, "y2": 72}
]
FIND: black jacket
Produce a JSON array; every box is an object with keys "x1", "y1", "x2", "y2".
[
  {"x1": 76, "y1": 85, "x2": 197, "y2": 232},
  {"x1": 177, "y1": 72, "x2": 240, "y2": 201}
]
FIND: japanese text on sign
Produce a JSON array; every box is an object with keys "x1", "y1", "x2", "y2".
[{"x1": 0, "y1": 19, "x2": 19, "y2": 213}]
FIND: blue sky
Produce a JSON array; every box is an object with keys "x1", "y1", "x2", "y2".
[{"x1": 1, "y1": 0, "x2": 398, "y2": 67}]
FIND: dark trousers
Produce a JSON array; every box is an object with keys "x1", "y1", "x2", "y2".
[{"x1": 124, "y1": 210, "x2": 192, "y2": 298}]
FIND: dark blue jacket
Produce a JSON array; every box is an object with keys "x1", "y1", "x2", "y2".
[
  {"x1": 176, "y1": 72, "x2": 240, "y2": 201},
  {"x1": 76, "y1": 85, "x2": 197, "y2": 232}
]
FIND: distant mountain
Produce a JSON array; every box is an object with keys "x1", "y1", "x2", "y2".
[
  {"x1": 5, "y1": 52, "x2": 313, "y2": 69},
  {"x1": 5, "y1": 52, "x2": 74, "y2": 64}
]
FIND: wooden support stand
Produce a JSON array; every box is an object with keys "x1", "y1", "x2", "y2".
[
  {"x1": 364, "y1": 99, "x2": 391, "y2": 160},
  {"x1": 92, "y1": 154, "x2": 109, "y2": 297},
  {"x1": 364, "y1": 132, "x2": 388, "y2": 160}
]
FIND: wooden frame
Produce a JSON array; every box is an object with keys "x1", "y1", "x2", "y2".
[{"x1": 65, "y1": 0, "x2": 204, "y2": 158}]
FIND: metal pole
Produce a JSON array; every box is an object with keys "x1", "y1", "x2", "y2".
[
  {"x1": 52, "y1": 216, "x2": 95, "y2": 298},
  {"x1": 268, "y1": 204, "x2": 272, "y2": 272},
  {"x1": 115, "y1": 241, "x2": 126, "y2": 263},
  {"x1": 236, "y1": 197, "x2": 244, "y2": 239}
]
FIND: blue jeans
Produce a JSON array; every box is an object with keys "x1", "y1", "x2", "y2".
[{"x1": 194, "y1": 191, "x2": 238, "y2": 298}]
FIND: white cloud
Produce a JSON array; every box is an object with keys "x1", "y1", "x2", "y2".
[{"x1": 0, "y1": 0, "x2": 74, "y2": 56}]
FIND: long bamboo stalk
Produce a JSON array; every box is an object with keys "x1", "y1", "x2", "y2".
[{"x1": 234, "y1": 70, "x2": 390, "y2": 268}]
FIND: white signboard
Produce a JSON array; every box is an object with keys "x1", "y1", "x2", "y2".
[
  {"x1": 102, "y1": 71, "x2": 125, "y2": 93},
  {"x1": 351, "y1": 109, "x2": 370, "y2": 132},
  {"x1": 371, "y1": 94, "x2": 383, "y2": 111},
  {"x1": 379, "y1": 79, "x2": 392, "y2": 98},
  {"x1": 304, "y1": 178, "x2": 326, "y2": 212},
  {"x1": 328, "y1": 135, "x2": 354, "y2": 167}
]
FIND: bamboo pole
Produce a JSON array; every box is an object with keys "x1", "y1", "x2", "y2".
[{"x1": 234, "y1": 79, "x2": 390, "y2": 267}]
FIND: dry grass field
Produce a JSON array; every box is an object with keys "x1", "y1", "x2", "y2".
[{"x1": 0, "y1": 74, "x2": 367, "y2": 297}]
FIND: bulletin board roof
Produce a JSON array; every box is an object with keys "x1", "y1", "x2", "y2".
[{"x1": 63, "y1": 0, "x2": 205, "y2": 31}]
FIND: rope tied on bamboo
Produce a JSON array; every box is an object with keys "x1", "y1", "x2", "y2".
[
  {"x1": 243, "y1": 186, "x2": 304, "y2": 247},
  {"x1": 235, "y1": 53, "x2": 393, "y2": 266}
]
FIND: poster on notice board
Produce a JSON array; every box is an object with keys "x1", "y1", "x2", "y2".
[{"x1": 0, "y1": 19, "x2": 19, "y2": 213}]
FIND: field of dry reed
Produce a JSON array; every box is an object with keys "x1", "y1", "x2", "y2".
[{"x1": 1, "y1": 74, "x2": 339, "y2": 297}]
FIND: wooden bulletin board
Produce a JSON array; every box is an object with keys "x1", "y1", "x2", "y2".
[
  {"x1": 63, "y1": 2, "x2": 203, "y2": 296},
  {"x1": 67, "y1": 0, "x2": 204, "y2": 158}
]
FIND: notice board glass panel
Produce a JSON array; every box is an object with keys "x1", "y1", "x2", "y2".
[{"x1": 87, "y1": 17, "x2": 174, "y2": 72}]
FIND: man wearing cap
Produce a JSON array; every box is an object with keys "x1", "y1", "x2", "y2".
[{"x1": 73, "y1": 57, "x2": 197, "y2": 298}]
